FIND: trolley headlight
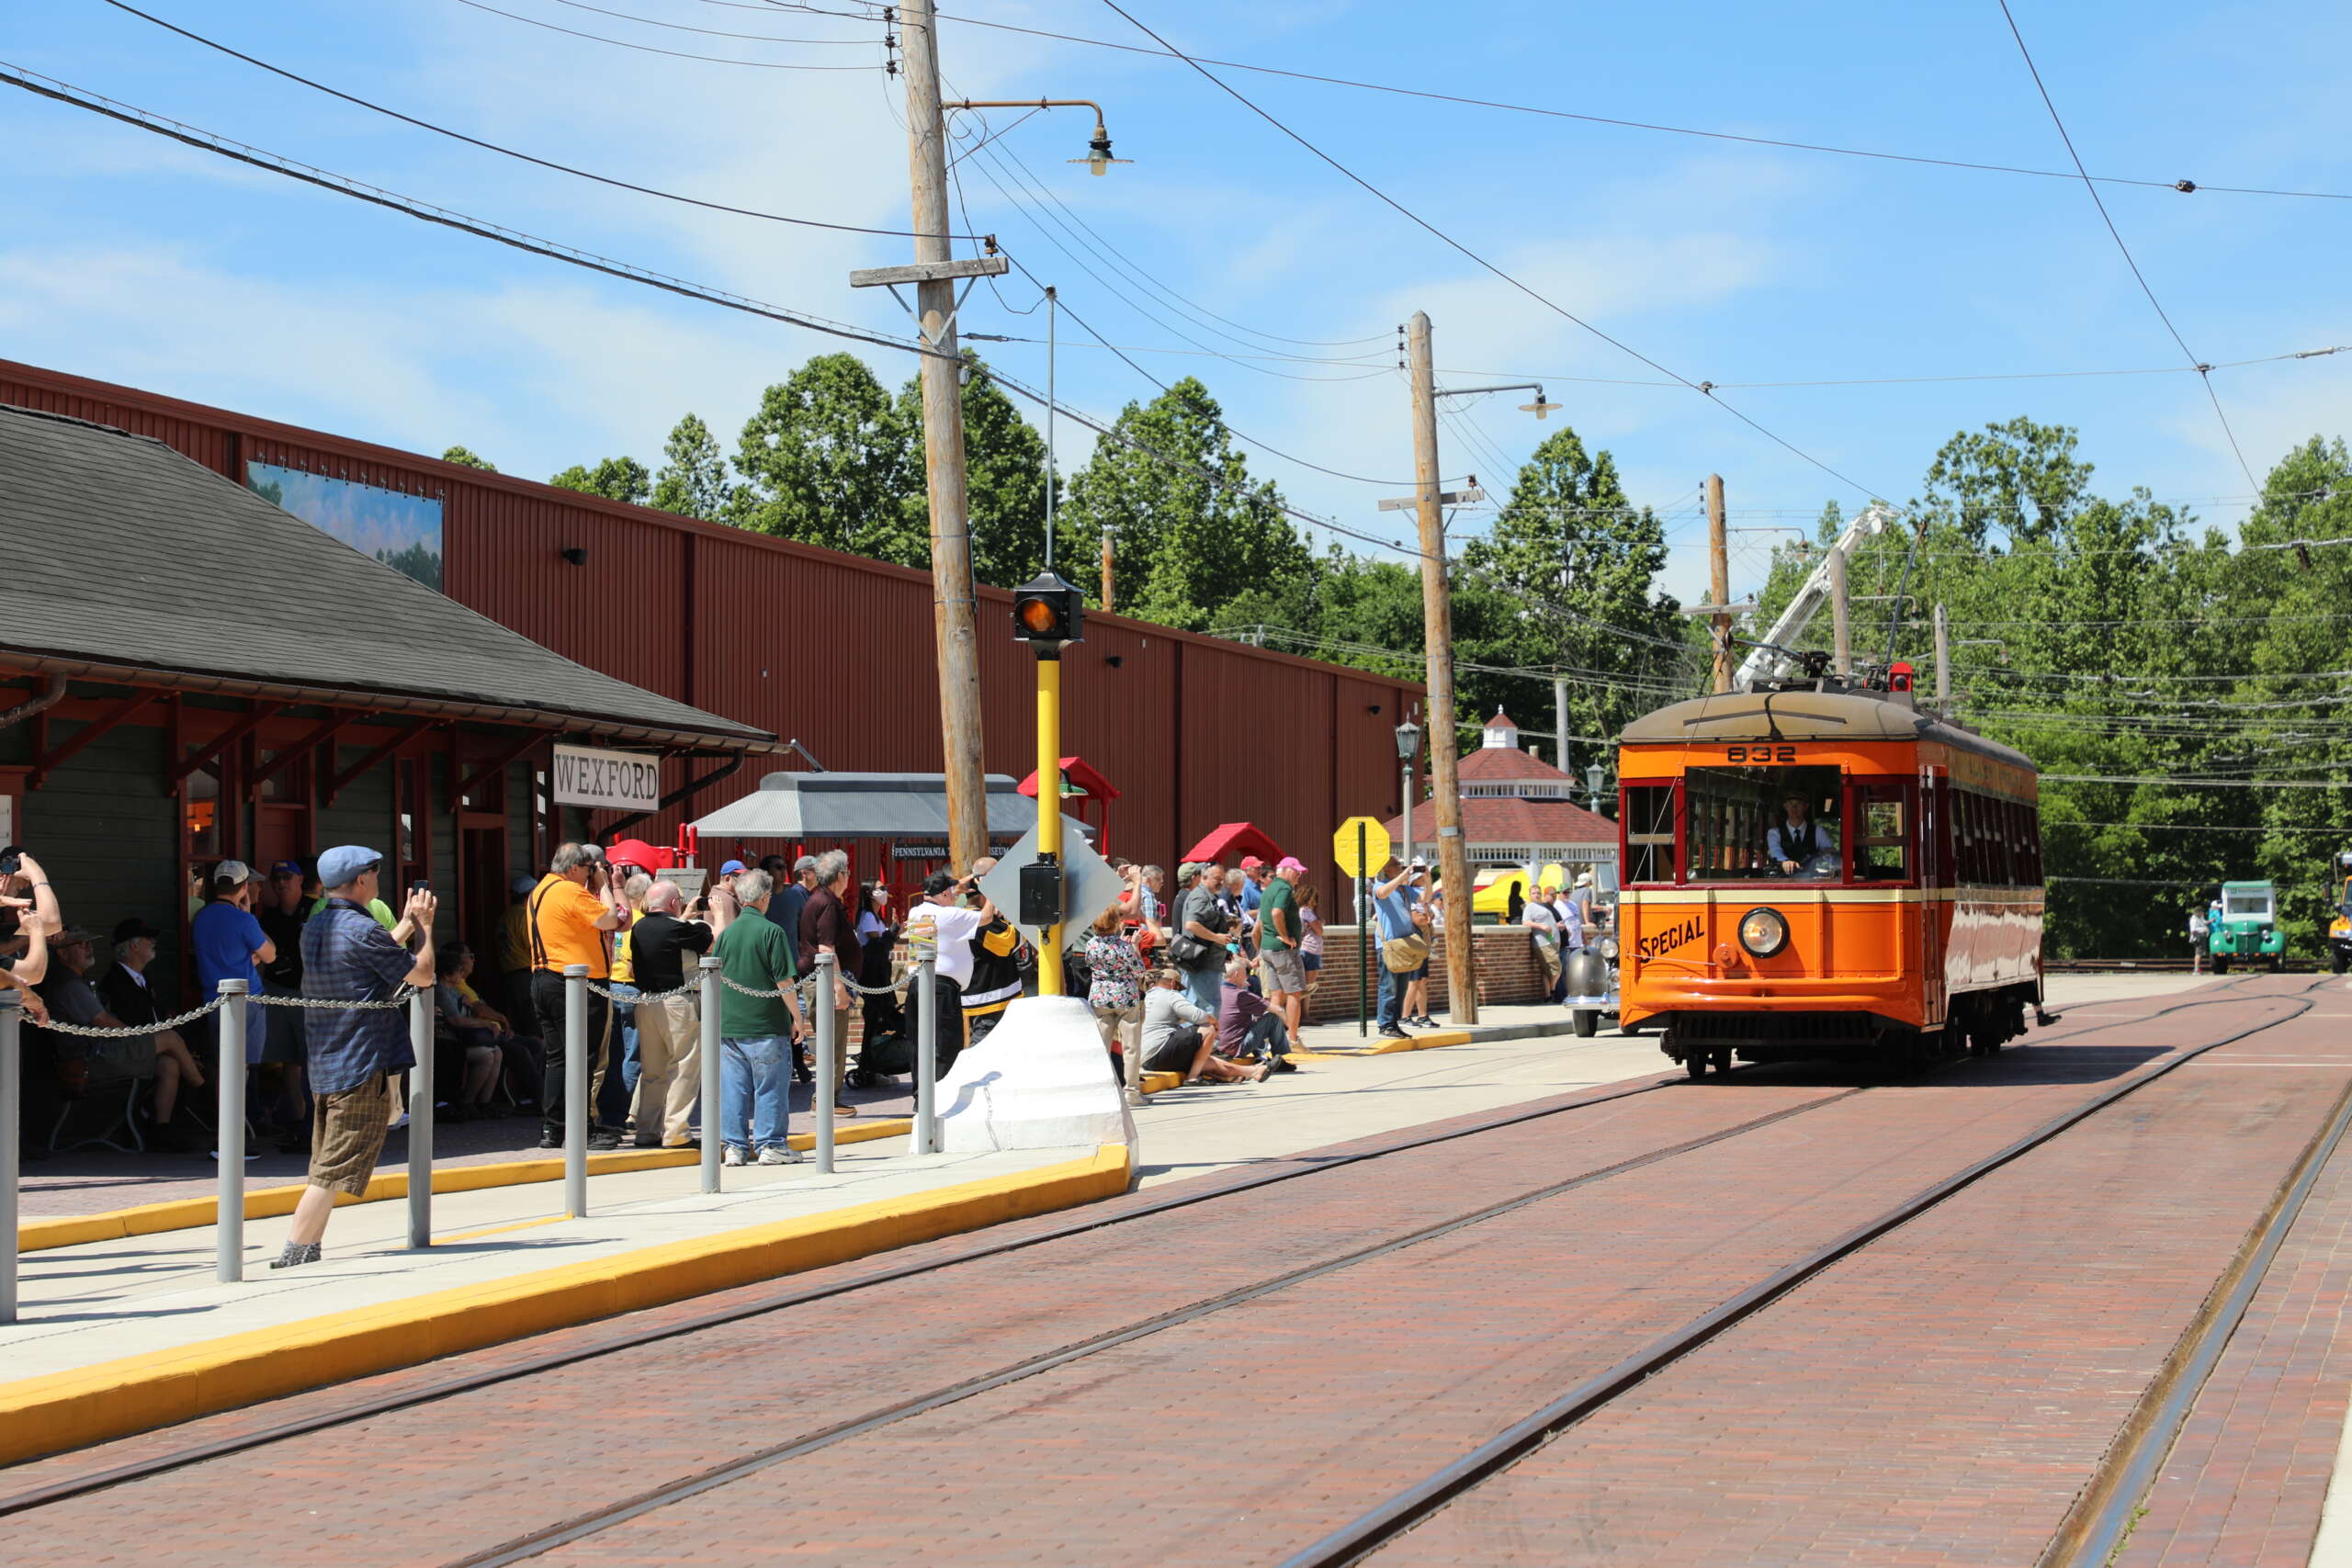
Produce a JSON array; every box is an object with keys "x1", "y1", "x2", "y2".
[
  {"x1": 1737, "y1": 907, "x2": 1788, "y2": 958},
  {"x1": 1600, "y1": 935, "x2": 1620, "y2": 960}
]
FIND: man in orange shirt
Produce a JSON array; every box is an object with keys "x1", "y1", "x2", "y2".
[{"x1": 527, "y1": 841, "x2": 630, "y2": 1150}]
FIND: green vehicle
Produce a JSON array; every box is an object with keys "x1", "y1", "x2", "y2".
[{"x1": 2209, "y1": 880, "x2": 2285, "y2": 974}]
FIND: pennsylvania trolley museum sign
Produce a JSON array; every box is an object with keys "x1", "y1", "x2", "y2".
[{"x1": 551, "y1": 743, "x2": 662, "y2": 811}]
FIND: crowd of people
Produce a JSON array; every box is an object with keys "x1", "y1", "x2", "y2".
[{"x1": 6, "y1": 830, "x2": 1624, "y2": 1271}]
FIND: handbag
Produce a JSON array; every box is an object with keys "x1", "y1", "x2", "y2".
[
  {"x1": 1382, "y1": 934, "x2": 1430, "y2": 974},
  {"x1": 1168, "y1": 933, "x2": 1212, "y2": 970}
]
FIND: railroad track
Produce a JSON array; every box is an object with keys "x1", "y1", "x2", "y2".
[
  {"x1": 1281, "y1": 972, "x2": 2343, "y2": 1568},
  {"x1": 1, "y1": 973, "x2": 2323, "y2": 1567}
]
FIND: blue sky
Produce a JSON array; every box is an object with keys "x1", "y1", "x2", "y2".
[{"x1": 6, "y1": 0, "x2": 2348, "y2": 602}]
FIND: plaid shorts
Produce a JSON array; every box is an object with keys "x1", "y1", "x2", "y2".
[{"x1": 309, "y1": 1074, "x2": 395, "y2": 1196}]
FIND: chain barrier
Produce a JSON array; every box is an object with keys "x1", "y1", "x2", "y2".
[
  {"x1": 40, "y1": 986, "x2": 419, "y2": 1039},
  {"x1": 587, "y1": 978, "x2": 699, "y2": 1003},
  {"x1": 38, "y1": 995, "x2": 225, "y2": 1038}
]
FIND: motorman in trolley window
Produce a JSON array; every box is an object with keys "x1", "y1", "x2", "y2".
[
  {"x1": 277, "y1": 844, "x2": 435, "y2": 1270},
  {"x1": 1768, "y1": 792, "x2": 1840, "y2": 876}
]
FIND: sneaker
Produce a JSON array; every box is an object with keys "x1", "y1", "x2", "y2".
[
  {"x1": 387, "y1": 1112, "x2": 410, "y2": 1131},
  {"x1": 721, "y1": 1145, "x2": 748, "y2": 1167},
  {"x1": 585, "y1": 1128, "x2": 623, "y2": 1151},
  {"x1": 757, "y1": 1145, "x2": 804, "y2": 1166},
  {"x1": 1377, "y1": 1025, "x2": 1410, "y2": 1041},
  {"x1": 538, "y1": 1130, "x2": 563, "y2": 1150},
  {"x1": 269, "y1": 1241, "x2": 322, "y2": 1270}
]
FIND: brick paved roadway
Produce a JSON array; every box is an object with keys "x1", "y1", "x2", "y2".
[{"x1": 6, "y1": 977, "x2": 2334, "y2": 1567}]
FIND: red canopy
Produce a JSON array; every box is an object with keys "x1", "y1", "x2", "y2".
[
  {"x1": 1015, "y1": 756, "x2": 1122, "y2": 800},
  {"x1": 1181, "y1": 822, "x2": 1283, "y2": 866},
  {"x1": 605, "y1": 837, "x2": 675, "y2": 872}
]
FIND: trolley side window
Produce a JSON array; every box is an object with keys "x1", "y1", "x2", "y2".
[
  {"x1": 1623, "y1": 784, "x2": 1676, "y2": 885},
  {"x1": 1849, "y1": 782, "x2": 1914, "y2": 884},
  {"x1": 1683, "y1": 764, "x2": 1844, "y2": 882}
]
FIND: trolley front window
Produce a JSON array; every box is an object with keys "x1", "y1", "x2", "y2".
[
  {"x1": 1684, "y1": 765, "x2": 1845, "y2": 882},
  {"x1": 2224, "y1": 887, "x2": 2273, "y2": 919}
]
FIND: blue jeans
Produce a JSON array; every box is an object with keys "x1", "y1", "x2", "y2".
[
  {"x1": 1182, "y1": 963, "x2": 1221, "y2": 1016},
  {"x1": 1377, "y1": 964, "x2": 1404, "y2": 1027},
  {"x1": 610, "y1": 983, "x2": 641, "y2": 1092},
  {"x1": 719, "y1": 1034, "x2": 790, "y2": 1152}
]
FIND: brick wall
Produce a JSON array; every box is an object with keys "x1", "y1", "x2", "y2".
[{"x1": 1302, "y1": 924, "x2": 1551, "y2": 1023}]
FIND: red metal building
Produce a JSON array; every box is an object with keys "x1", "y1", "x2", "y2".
[{"x1": 0, "y1": 358, "x2": 1422, "y2": 903}]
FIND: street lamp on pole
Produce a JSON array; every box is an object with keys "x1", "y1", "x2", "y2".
[
  {"x1": 1394, "y1": 714, "x2": 1422, "y2": 875},
  {"x1": 1585, "y1": 761, "x2": 1609, "y2": 816}
]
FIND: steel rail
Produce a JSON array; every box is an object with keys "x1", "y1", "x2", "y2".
[
  {"x1": 447, "y1": 1089, "x2": 1867, "y2": 1567},
  {"x1": 0, "y1": 1065, "x2": 1717, "y2": 1518},
  {"x1": 0, "y1": 976, "x2": 2267, "y2": 1528},
  {"x1": 2039, "y1": 1053, "x2": 2352, "y2": 1565},
  {"x1": 1276, "y1": 977, "x2": 2333, "y2": 1568}
]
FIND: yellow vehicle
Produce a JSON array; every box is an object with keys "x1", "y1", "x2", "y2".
[
  {"x1": 2330, "y1": 853, "x2": 2352, "y2": 975},
  {"x1": 1471, "y1": 864, "x2": 1572, "y2": 921}
]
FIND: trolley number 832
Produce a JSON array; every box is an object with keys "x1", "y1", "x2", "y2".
[{"x1": 1724, "y1": 744, "x2": 1798, "y2": 763}]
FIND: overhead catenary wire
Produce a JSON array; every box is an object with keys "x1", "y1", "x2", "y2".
[
  {"x1": 751, "y1": 0, "x2": 2352, "y2": 200},
  {"x1": 92, "y1": 0, "x2": 972, "y2": 239},
  {"x1": 447, "y1": 0, "x2": 884, "y2": 66},
  {"x1": 1090, "y1": 0, "x2": 1899, "y2": 508},
  {"x1": 1993, "y1": 0, "x2": 2257, "y2": 490}
]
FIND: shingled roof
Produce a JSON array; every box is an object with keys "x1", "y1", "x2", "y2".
[{"x1": 0, "y1": 405, "x2": 773, "y2": 752}]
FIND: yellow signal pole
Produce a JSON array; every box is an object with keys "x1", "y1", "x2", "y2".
[{"x1": 1035, "y1": 654, "x2": 1065, "y2": 995}]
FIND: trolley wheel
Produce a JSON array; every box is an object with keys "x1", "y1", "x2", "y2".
[
  {"x1": 2334, "y1": 951, "x2": 2350, "y2": 976},
  {"x1": 1572, "y1": 1010, "x2": 1600, "y2": 1038},
  {"x1": 2213, "y1": 955, "x2": 2232, "y2": 976},
  {"x1": 1711, "y1": 1045, "x2": 1734, "y2": 1075},
  {"x1": 1684, "y1": 1053, "x2": 1709, "y2": 1080},
  {"x1": 2267, "y1": 955, "x2": 2283, "y2": 973}
]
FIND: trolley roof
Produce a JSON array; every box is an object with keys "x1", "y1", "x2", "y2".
[{"x1": 1620, "y1": 690, "x2": 2034, "y2": 771}]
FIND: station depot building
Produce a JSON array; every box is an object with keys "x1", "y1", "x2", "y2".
[{"x1": 0, "y1": 360, "x2": 1425, "y2": 993}]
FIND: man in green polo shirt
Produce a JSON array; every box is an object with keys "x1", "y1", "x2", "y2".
[
  {"x1": 713, "y1": 868, "x2": 807, "y2": 1167},
  {"x1": 1258, "y1": 855, "x2": 1309, "y2": 1036}
]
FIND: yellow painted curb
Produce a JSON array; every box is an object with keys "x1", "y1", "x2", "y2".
[
  {"x1": 1307, "y1": 1028, "x2": 1476, "y2": 1057},
  {"x1": 17, "y1": 1120, "x2": 913, "y2": 1255},
  {"x1": 0, "y1": 1142, "x2": 1130, "y2": 1468}
]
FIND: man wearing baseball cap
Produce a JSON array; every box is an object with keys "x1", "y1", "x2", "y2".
[
  {"x1": 275, "y1": 844, "x2": 435, "y2": 1269},
  {"x1": 192, "y1": 860, "x2": 274, "y2": 1072},
  {"x1": 1257, "y1": 857, "x2": 1310, "y2": 1037}
]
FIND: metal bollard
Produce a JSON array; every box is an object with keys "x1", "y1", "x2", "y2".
[
  {"x1": 406, "y1": 989, "x2": 434, "y2": 1249},
  {"x1": 813, "y1": 953, "x2": 836, "y2": 1175},
  {"x1": 216, "y1": 979, "x2": 248, "y2": 1282},
  {"x1": 915, "y1": 953, "x2": 938, "y2": 1155},
  {"x1": 1, "y1": 990, "x2": 19, "y2": 1324},
  {"x1": 563, "y1": 964, "x2": 588, "y2": 1218},
  {"x1": 698, "y1": 955, "x2": 722, "y2": 1194}
]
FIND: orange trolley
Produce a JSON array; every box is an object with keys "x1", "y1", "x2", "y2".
[{"x1": 1615, "y1": 676, "x2": 2043, "y2": 1077}]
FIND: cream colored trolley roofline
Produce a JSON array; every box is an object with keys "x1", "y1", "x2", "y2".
[{"x1": 1620, "y1": 885, "x2": 2045, "y2": 906}]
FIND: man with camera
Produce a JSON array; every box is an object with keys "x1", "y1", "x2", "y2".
[
  {"x1": 277, "y1": 845, "x2": 436, "y2": 1269},
  {"x1": 526, "y1": 841, "x2": 630, "y2": 1151}
]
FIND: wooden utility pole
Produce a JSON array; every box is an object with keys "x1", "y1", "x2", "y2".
[
  {"x1": 899, "y1": 0, "x2": 989, "y2": 871},
  {"x1": 1407, "y1": 311, "x2": 1477, "y2": 1025},
  {"x1": 1706, "y1": 473, "x2": 1732, "y2": 693},
  {"x1": 1099, "y1": 526, "x2": 1115, "y2": 614},
  {"x1": 1552, "y1": 676, "x2": 1569, "y2": 778},
  {"x1": 1933, "y1": 603, "x2": 1951, "y2": 706},
  {"x1": 1827, "y1": 544, "x2": 1852, "y2": 677}
]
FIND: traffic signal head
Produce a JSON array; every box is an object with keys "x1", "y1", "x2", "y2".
[{"x1": 1012, "y1": 570, "x2": 1085, "y2": 656}]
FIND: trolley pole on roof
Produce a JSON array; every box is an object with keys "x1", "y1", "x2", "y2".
[{"x1": 1933, "y1": 604, "x2": 1951, "y2": 707}]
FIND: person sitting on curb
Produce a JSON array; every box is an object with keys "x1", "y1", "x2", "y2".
[
  {"x1": 1216, "y1": 953, "x2": 1298, "y2": 1071},
  {"x1": 1139, "y1": 968, "x2": 1268, "y2": 1086}
]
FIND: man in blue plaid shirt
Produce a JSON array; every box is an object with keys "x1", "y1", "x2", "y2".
[{"x1": 274, "y1": 844, "x2": 435, "y2": 1270}]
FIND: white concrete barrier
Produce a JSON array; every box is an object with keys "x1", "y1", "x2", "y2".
[{"x1": 937, "y1": 996, "x2": 1139, "y2": 1161}]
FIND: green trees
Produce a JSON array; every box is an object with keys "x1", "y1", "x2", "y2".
[
  {"x1": 440, "y1": 445, "x2": 496, "y2": 470},
  {"x1": 549, "y1": 456, "x2": 651, "y2": 506},
  {"x1": 1058, "y1": 378, "x2": 1314, "y2": 630},
  {"x1": 1456, "y1": 427, "x2": 1683, "y2": 747},
  {"x1": 650, "y1": 413, "x2": 735, "y2": 523},
  {"x1": 733, "y1": 354, "x2": 922, "y2": 563}
]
